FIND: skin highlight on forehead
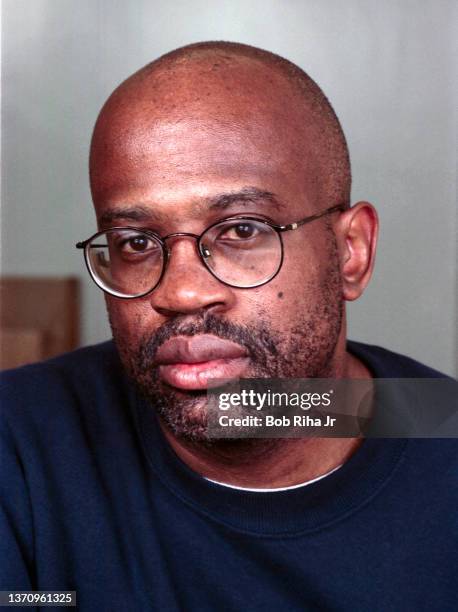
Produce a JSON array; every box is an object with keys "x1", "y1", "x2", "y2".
[{"x1": 89, "y1": 41, "x2": 351, "y2": 214}]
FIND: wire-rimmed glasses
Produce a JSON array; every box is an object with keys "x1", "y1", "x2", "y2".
[{"x1": 76, "y1": 204, "x2": 344, "y2": 298}]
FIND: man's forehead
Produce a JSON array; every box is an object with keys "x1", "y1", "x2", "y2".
[
  {"x1": 95, "y1": 115, "x2": 312, "y2": 175},
  {"x1": 90, "y1": 111, "x2": 320, "y2": 218}
]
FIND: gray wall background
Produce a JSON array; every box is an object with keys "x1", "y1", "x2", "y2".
[{"x1": 2, "y1": 0, "x2": 457, "y2": 376}]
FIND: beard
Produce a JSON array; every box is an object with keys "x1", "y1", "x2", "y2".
[{"x1": 110, "y1": 248, "x2": 343, "y2": 443}]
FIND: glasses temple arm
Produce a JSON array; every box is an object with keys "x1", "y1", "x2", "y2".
[{"x1": 278, "y1": 204, "x2": 346, "y2": 231}]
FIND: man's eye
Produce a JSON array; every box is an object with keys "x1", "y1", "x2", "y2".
[
  {"x1": 219, "y1": 223, "x2": 259, "y2": 241},
  {"x1": 116, "y1": 234, "x2": 159, "y2": 254},
  {"x1": 125, "y1": 236, "x2": 150, "y2": 252}
]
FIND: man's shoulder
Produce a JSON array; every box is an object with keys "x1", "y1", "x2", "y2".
[
  {"x1": 1, "y1": 340, "x2": 120, "y2": 385},
  {"x1": 347, "y1": 340, "x2": 452, "y2": 379},
  {"x1": 349, "y1": 340, "x2": 458, "y2": 438},
  {"x1": 0, "y1": 341, "x2": 128, "y2": 424}
]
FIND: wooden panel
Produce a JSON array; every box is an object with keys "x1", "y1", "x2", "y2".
[
  {"x1": 0, "y1": 276, "x2": 79, "y2": 369},
  {"x1": 0, "y1": 328, "x2": 46, "y2": 369}
]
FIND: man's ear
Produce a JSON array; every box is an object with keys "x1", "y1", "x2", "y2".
[{"x1": 335, "y1": 202, "x2": 378, "y2": 301}]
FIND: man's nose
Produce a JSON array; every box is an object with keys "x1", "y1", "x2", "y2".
[{"x1": 148, "y1": 236, "x2": 235, "y2": 317}]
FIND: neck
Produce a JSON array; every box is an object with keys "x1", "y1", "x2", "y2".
[
  {"x1": 159, "y1": 342, "x2": 373, "y2": 489},
  {"x1": 160, "y1": 426, "x2": 363, "y2": 488}
]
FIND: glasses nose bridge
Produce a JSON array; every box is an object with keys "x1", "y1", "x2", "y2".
[
  {"x1": 161, "y1": 230, "x2": 207, "y2": 261},
  {"x1": 162, "y1": 231, "x2": 201, "y2": 244}
]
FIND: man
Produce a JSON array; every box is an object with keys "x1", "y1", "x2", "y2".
[{"x1": 1, "y1": 42, "x2": 456, "y2": 611}]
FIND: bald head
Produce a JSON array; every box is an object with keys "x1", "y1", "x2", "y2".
[{"x1": 90, "y1": 41, "x2": 351, "y2": 213}]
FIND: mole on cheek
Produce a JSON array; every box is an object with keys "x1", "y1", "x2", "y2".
[{"x1": 277, "y1": 292, "x2": 284, "y2": 299}]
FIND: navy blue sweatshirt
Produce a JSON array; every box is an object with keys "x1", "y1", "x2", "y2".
[{"x1": 1, "y1": 341, "x2": 457, "y2": 611}]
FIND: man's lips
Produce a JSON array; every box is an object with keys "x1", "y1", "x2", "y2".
[{"x1": 154, "y1": 335, "x2": 249, "y2": 391}]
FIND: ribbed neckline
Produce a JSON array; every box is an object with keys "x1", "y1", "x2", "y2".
[
  {"x1": 205, "y1": 463, "x2": 342, "y2": 492},
  {"x1": 132, "y1": 342, "x2": 409, "y2": 536}
]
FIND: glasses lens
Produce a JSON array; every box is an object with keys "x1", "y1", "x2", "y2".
[
  {"x1": 200, "y1": 219, "x2": 282, "y2": 288},
  {"x1": 85, "y1": 229, "x2": 164, "y2": 297}
]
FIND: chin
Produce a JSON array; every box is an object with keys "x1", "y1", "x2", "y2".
[{"x1": 154, "y1": 388, "x2": 212, "y2": 442}]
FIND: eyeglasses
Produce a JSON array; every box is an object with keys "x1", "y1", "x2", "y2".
[{"x1": 76, "y1": 204, "x2": 344, "y2": 299}]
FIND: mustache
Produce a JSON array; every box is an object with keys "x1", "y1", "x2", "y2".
[{"x1": 138, "y1": 313, "x2": 279, "y2": 367}]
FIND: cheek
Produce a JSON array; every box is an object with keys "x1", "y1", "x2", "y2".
[
  {"x1": 282, "y1": 229, "x2": 340, "y2": 289},
  {"x1": 245, "y1": 237, "x2": 339, "y2": 330},
  {"x1": 282, "y1": 234, "x2": 321, "y2": 279},
  {"x1": 242, "y1": 277, "x2": 315, "y2": 334},
  {"x1": 105, "y1": 297, "x2": 157, "y2": 345},
  {"x1": 273, "y1": 247, "x2": 322, "y2": 298}
]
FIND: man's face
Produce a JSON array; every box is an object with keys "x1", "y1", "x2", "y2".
[{"x1": 90, "y1": 65, "x2": 344, "y2": 440}]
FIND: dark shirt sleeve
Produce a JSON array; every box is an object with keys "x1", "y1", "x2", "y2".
[{"x1": 0, "y1": 411, "x2": 35, "y2": 591}]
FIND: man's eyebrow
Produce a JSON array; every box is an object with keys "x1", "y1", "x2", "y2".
[
  {"x1": 98, "y1": 188, "x2": 283, "y2": 226},
  {"x1": 98, "y1": 206, "x2": 166, "y2": 226},
  {"x1": 207, "y1": 188, "x2": 284, "y2": 211}
]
